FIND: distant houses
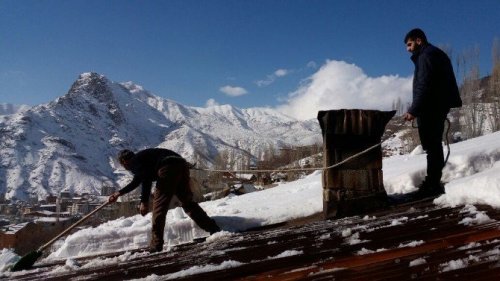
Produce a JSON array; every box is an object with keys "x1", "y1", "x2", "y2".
[
  {"x1": 0, "y1": 186, "x2": 137, "y2": 255},
  {"x1": 203, "y1": 172, "x2": 262, "y2": 201}
]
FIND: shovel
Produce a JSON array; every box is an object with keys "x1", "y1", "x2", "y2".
[{"x1": 11, "y1": 201, "x2": 110, "y2": 271}]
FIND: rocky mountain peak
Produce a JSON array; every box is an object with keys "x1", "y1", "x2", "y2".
[
  {"x1": 53, "y1": 73, "x2": 125, "y2": 125},
  {"x1": 67, "y1": 72, "x2": 114, "y2": 103}
]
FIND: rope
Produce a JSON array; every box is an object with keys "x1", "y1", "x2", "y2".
[
  {"x1": 444, "y1": 118, "x2": 451, "y2": 166},
  {"x1": 192, "y1": 142, "x2": 382, "y2": 174},
  {"x1": 193, "y1": 116, "x2": 453, "y2": 175}
]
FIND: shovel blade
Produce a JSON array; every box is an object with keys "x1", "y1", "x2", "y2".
[{"x1": 11, "y1": 250, "x2": 43, "y2": 271}]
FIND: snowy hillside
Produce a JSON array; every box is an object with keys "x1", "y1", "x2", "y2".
[{"x1": 0, "y1": 73, "x2": 321, "y2": 201}]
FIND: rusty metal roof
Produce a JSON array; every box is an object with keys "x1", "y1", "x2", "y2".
[{"x1": 8, "y1": 200, "x2": 500, "y2": 280}]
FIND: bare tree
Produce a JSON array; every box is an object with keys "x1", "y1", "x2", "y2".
[
  {"x1": 206, "y1": 150, "x2": 231, "y2": 194},
  {"x1": 488, "y1": 38, "x2": 500, "y2": 132},
  {"x1": 391, "y1": 97, "x2": 405, "y2": 116},
  {"x1": 457, "y1": 45, "x2": 486, "y2": 138},
  {"x1": 438, "y1": 43, "x2": 453, "y2": 59}
]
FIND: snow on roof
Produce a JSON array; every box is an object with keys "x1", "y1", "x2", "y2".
[
  {"x1": 35, "y1": 217, "x2": 72, "y2": 223},
  {"x1": 40, "y1": 204, "x2": 56, "y2": 208},
  {"x1": 0, "y1": 222, "x2": 31, "y2": 234},
  {"x1": 1, "y1": 131, "x2": 500, "y2": 274},
  {"x1": 24, "y1": 210, "x2": 72, "y2": 217},
  {"x1": 235, "y1": 173, "x2": 255, "y2": 180}
]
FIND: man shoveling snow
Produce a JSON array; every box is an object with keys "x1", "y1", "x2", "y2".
[{"x1": 108, "y1": 148, "x2": 221, "y2": 252}]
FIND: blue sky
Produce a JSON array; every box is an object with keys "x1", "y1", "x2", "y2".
[{"x1": 1, "y1": 0, "x2": 499, "y2": 116}]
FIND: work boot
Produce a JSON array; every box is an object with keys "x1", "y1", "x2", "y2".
[
  {"x1": 208, "y1": 221, "x2": 221, "y2": 235},
  {"x1": 148, "y1": 242, "x2": 163, "y2": 253},
  {"x1": 415, "y1": 178, "x2": 445, "y2": 200}
]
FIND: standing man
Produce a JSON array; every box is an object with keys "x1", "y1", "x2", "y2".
[
  {"x1": 403, "y1": 28, "x2": 462, "y2": 197},
  {"x1": 109, "y1": 148, "x2": 221, "y2": 252}
]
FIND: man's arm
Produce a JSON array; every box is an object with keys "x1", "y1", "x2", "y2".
[
  {"x1": 408, "y1": 54, "x2": 433, "y2": 116},
  {"x1": 140, "y1": 181, "x2": 152, "y2": 203},
  {"x1": 108, "y1": 176, "x2": 141, "y2": 203}
]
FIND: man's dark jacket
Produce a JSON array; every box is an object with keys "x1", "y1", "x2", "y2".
[
  {"x1": 118, "y1": 148, "x2": 182, "y2": 202},
  {"x1": 409, "y1": 43, "x2": 462, "y2": 117}
]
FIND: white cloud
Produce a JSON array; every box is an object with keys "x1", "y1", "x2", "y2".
[
  {"x1": 274, "y1": 69, "x2": 288, "y2": 77},
  {"x1": 277, "y1": 60, "x2": 413, "y2": 120},
  {"x1": 205, "y1": 98, "x2": 219, "y2": 107},
  {"x1": 306, "y1": 61, "x2": 317, "y2": 69},
  {"x1": 255, "y1": 78, "x2": 273, "y2": 87},
  {"x1": 256, "y1": 68, "x2": 291, "y2": 87},
  {"x1": 219, "y1": 85, "x2": 248, "y2": 97}
]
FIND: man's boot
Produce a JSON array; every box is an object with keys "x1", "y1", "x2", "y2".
[{"x1": 415, "y1": 176, "x2": 445, "y2": 199}]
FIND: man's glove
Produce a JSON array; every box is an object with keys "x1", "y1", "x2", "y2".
[{"x1": 108, "y1": 192, "x2": 120, "y2": 203}]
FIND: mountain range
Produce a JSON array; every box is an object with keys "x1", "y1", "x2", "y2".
[{"x1": 0, "y1": 73, "x2": 321, "y2": 201}]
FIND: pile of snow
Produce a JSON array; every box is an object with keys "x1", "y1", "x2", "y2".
[
  {"x1": 44, "y1": 170, "x2": 322, "y2": 261},
  {"x1": 1, "y1": 131, "x2": 499, "y2": 272},
  {"x1": 384, "y1": 131, "x2": 500, "y2": 204},
  {"x1": 0, "y1": 249, "x2": 19, "y2": 272}
]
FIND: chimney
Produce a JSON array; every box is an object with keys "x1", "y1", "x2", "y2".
[{"x1": 318, "y1": 109, "x2": 395, "y2": 219}]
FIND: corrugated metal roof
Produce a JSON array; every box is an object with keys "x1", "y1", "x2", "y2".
[{"x1": 8, "y1": 200, "x2": 500, "y2": 280}]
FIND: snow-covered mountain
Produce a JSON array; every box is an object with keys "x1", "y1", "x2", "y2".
[
  {"x1": 0, "y1": 73, "x2": 321, "y2": 201},
  {"x1": 0, "y1": 103, "x2": 30, "y2": 116}
]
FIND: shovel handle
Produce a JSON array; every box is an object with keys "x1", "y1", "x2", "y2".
[{"x1": 38, "y1": 201, "x2": 111, "y2": 252}]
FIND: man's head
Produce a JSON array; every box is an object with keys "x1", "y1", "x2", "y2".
[
  {"x1": 404, "y1": 28, "x2": 428, "y2": 54},
  {"x1": 118, "y1": 149, "x2": 135, "y2": 170}
]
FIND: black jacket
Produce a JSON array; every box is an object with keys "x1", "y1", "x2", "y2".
[
  {"x1": 118, "y1": 148, "x2": 182, "y2": 202},
  {"x1": 409, "y1": 43, "x2": 462, "y2": 117}
]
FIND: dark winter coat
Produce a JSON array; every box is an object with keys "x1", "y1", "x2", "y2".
[
  {"x1": 118, "y1": 148, "x2": 183, "y2": 202},
  {"x1": 408, "y1": 43, "x2": 462, "y2": 117}
]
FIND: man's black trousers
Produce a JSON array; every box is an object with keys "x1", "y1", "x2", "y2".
[
  {"x1": 150, "y1": 160, "x2": 219, "y2": 250},
  {"x1": 417, "y1": 111, "x2": 448, "y2": 184}
]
